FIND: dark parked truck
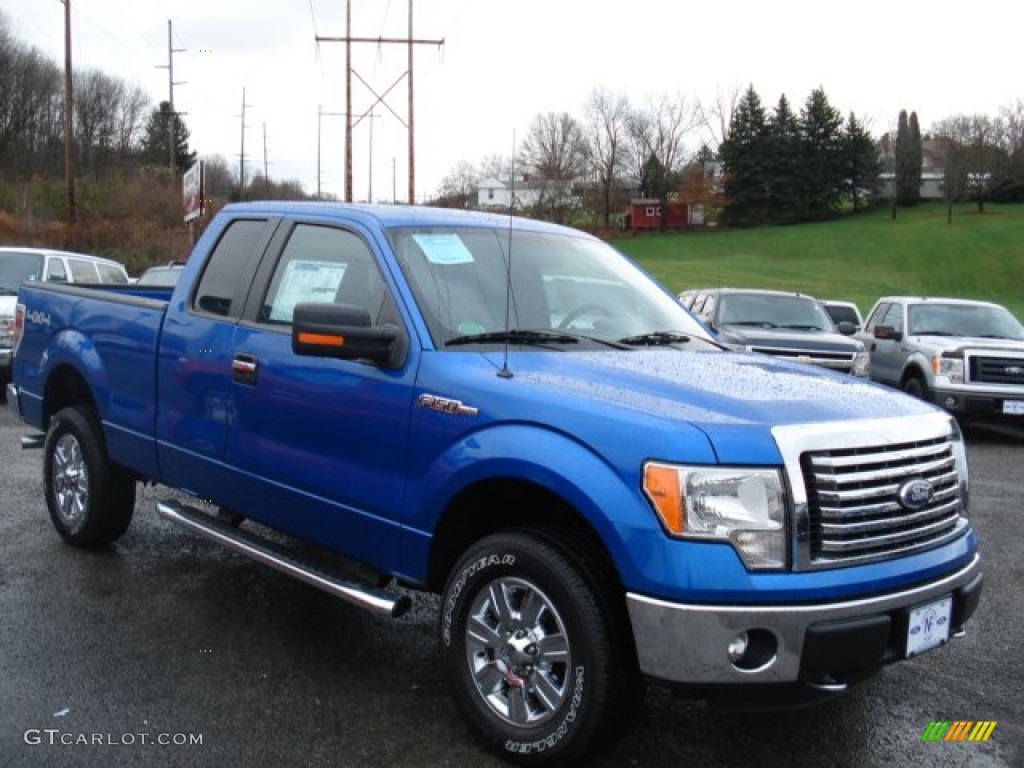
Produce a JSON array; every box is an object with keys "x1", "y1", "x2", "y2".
[{"x1": 7, "y1": 202, "x2": 982, "y2": 765}]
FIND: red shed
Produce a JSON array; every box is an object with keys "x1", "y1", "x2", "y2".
[{"x1": 624, "y1": 198, "x2": 690, "y2": 230}]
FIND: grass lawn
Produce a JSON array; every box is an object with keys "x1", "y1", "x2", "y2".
[{"x1": 610, "y1": 202, "x2": 1024, "y2": 320}]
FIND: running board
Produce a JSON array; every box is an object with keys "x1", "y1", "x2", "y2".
[{"x1": 156, "y1": 500, "x2": 411, "y2": 618}]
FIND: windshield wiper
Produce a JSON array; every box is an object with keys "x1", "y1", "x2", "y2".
[
  {"x1": 445, "y1": 329, "x2": 581, "y2": 347},
  {"x1": 618, "y1": 331, "x2": 693, "y2": 346},
  {"x1": 729, "y1": 320, "x2": 778, "y2": 328},
  {"x1": 975, "y1": 333, "x2": 1018, "y2": 340},
  {"x1": 781, "y1": 324, "x2": 826, "y2": 331},
  {"x1": 912, "y1": 330, "x2": 954, "y2": 336},
  {"x1": 0, "y1": 287, "x2": 19, "y2": 296}
]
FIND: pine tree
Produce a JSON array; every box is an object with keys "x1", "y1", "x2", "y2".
[
  {"x1": 766, "y1": 94, "x2": 802, "y2": 223},
  {"x1": 895, "y1": 109, "x2": 921, "y2": 206},
  {"x1": 140, "y1": 101, "x2": 196, "y2": 174},
  {"x1": 720, "y1": 85, "x2": 770, "y2": 226},
  {"x1": 844, "y1": 112, "x2": 881, "y2": 213},
  {"x1": 798, "y1": 88, "x2": 845, "y2": 219}
]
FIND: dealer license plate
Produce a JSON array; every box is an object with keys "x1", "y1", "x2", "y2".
[
  {"x1": 1003, "y1": 400, "x2": 1024, "y2": 415},
  {"x1": 906, "y1": 597, "x2": 953, "y2": 657}
]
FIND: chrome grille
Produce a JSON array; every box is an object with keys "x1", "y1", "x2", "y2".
[{"x1": 800, "y1": 434, "x2": 966, "y2": 567}]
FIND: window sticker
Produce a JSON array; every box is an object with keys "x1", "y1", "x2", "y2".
[
  {"x1": 269, "y1": 260, "x2": 347, "y2": 322},
  {"x1": 412, "y1": 233, "x2": 475, "y2": 265}
]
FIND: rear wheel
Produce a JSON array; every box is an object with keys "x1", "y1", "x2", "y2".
[
  {"x1": 44, "y1": 406, "x2": 136, "y2": 547},
  {"x1": 440, "y1": 529, "x2": 640, "y2": 765}
]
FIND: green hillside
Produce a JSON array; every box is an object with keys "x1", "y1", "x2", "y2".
[{"x1": 611, "y1": 203, "x2": 1024, "y2": 320}]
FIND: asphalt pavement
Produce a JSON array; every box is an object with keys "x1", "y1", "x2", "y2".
[{"x1": 1, "y1": 403, "x2": 1020, "y2": 767}]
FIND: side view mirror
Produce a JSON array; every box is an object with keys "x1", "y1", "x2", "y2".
[
  {"x1": 836, "y1": 320, "x2": 857, "y2": 336},
  {"x1": 873, "y1": 324, "x2": 903, "y2": 342},
  {"x1": 292, "y1": 302, "x2": 405, "y2": 368}
]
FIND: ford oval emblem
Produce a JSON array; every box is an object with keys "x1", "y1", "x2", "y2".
[{"x1": 899, "y1": 478, "x2": 935, "y2": 511}]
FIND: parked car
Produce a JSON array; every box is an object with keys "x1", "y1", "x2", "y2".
[
  {"x1": 1, "y1": 246, "x2": 130, "y2": 395},
  {"x1": 857, "y1": 296, "x2": 1024, "y2": 423},
  {"x1": 680, "y1": 287, "x2": 869, "y2": 376},
  {"x1": 136, "y1": 262, "x2": 186, "y2": 287},
  {"x1": 821, "y1": 299, "x2": 864, "y2": 332}
]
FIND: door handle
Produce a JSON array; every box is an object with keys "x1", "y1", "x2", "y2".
[{"x1": 231, "y1": 353, "x2": 258, "y2": 385}]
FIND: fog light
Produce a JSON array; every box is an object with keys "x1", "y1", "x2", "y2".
[
  {"x1": 727, "y1": 628, "x2": 778, "y2": 672},
  {"x1": 944, "y1": 396, "x2": 958, "y2": 409},
  {"x1": 727, "y1": 632, "x2": 749, "y2": 662}
]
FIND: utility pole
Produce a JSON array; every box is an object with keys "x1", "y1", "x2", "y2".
[
  {"x1": 317, "y1": 105, "x2": 345, "y2": 200},
  {"x1": 238, "y1": 88, "x2": 249, "y2": 200},
  {"x1": 316, "y1": 0, "x2": 443, "y2": 204},
  {"x1": 156, "y1": 20, "x2": 186, "y2": 173},
  {"x1": 60, "y1": 0, "x2": 76, "y2": 225},
  {"x1": 262, "y1": 122, "x2": 270, "y2": 197}
]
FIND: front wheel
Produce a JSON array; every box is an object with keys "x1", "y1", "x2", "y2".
[
  {"x1": 902, "y1": 375, "x2": 927, "y2": 399},
  {"x1": 440, "y1": 530, "x2": 640, "y2": 765},
  {"x1": 43, "y1": 406, "x2": 136, "y2": 547}
]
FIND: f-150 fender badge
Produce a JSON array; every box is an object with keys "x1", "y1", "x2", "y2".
[{"x1": 417, "y1": 393, "x2": 479, "y2": 417}]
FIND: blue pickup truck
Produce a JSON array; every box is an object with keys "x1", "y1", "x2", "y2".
[{"x1": 7, "y1": 202, "x2": 982, "y2": 765}]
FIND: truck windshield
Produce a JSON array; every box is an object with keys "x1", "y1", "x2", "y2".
[
  {"x1": 908, "y1": 303, "x2": 1024, "y2": 340},
  {"x1": 0, "y1": 251, "x2": 44, "y2": 294},
  {"x1": 718, "y1": 293, "x2": 833, "y2": 331},
  {"x1": 387, "y1": 226, "x2": 712, "y2": 348}
]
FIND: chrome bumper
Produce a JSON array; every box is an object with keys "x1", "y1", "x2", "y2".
[{"x1": 626, "y1": 554, "x2": 982, "y2": 685}]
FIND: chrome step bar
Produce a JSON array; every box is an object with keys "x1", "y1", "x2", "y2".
[
  {"x1": 156, "y1": 499, "x2": 410, "y2": 618},
  {"x1": 20, "y1": 434, "x2": 45, "y2": 450}
]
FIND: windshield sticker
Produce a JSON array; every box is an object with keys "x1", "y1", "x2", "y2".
[
  {"x1": 269, "y1": 260, "x2": 346, "y2": 322},
  {"x1": 413, "y1": 233, "x2": 475, "y2": 265}
]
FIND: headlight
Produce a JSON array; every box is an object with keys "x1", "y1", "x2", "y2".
[
  {"x1": 933, "y1": 356, "x2": 964, "y2": 384},
  {"x1": 852, "y1": 350, "x2": 870, "y2": 376},
  {"x1": 643, "y1": 463, "x2": 788, "y2": 570}
]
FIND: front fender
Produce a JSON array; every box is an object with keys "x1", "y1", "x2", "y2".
[
  {"x1": 400, "y1": 422, "x2": 689, "y2": 589},
  {"x1": 900, "y1": 350, "x2": 934, "y2": 387}
]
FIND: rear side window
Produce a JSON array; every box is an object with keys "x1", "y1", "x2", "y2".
[
  {"x1": 46, "y1": 258, "x2": 68, "y2": 282},
  {"x1": 67, "y1": 259, "x2": 100, "y2": 283},
  {"x1": 96, "y1": 262, "x2": 129, "y2": 283},
  {"x1": 194, "y1": 219, "x2": 271, "y2": 318}
]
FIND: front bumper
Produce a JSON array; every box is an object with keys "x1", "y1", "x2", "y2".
[
  {"x1": 931, "y1": 385, "x2": 1024, "y2": 420},
  {"x1": 626, "y1": 554, "x2": 982, "y2": 686}
]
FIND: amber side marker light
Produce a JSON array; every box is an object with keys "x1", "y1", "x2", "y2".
[
  {"x1": 297, "y1": 332, "x2": 346, "y2": 347},
  {"x1": 643, "y1": 463, "x2": 684, "y2": 535}
]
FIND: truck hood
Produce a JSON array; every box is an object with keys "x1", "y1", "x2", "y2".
[
  {"x1": 472, "y1": 348, "x2": 933, "y2": 464},
  {"x1": 719, "y1": 325, "x2": 862, "y2": 352},
  {"x1": 911, "y1": 334, "x2": 1024, "y2": 354}
]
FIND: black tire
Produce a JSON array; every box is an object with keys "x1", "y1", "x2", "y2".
[
  {"x1": 43, "y1": 406, "x2": 136, "y2": 548},
  {"x1": 903, "y1": 376, "x2": 927, "y2": 399},
  {"x1": 440, "y1": 529, "x2": 641, "y2": 766}
]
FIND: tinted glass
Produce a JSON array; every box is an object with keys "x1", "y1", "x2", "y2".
[{"x1": 194, "y1": 219, "x2": 269, "y2": 317}]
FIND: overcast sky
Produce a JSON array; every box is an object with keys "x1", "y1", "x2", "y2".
[{"x1": 3, "y1": 0, "x2": 1021, "y2": 203}]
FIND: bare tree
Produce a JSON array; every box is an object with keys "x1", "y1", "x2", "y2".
[
  {"x1": 583, "y1": 87, "x2": 631, "y2": 227},
  {"x1": 627, "y1": 92, "x2": 699, "y2": 226},
  {"x1": 519, "y1": 111, "x2": 589, "y2": 222},
  {"x1": 435, "y1": 159, "x2": 478, "y2": 208},
  {"x1": 932, "y1": 113, "x2": 1007, "y2": 213},
  {"x1": 697, "y1": 83, "x2": 741, "y2": 150}
]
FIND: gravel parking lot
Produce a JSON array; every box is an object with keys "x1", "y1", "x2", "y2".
[{"x1": 1, "y1": 403, "x2": 1020, "y2": 767}]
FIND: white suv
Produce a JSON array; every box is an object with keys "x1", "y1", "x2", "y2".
[{"x1": 1, "y1": 246, "x2": 131, "y2": 394}]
